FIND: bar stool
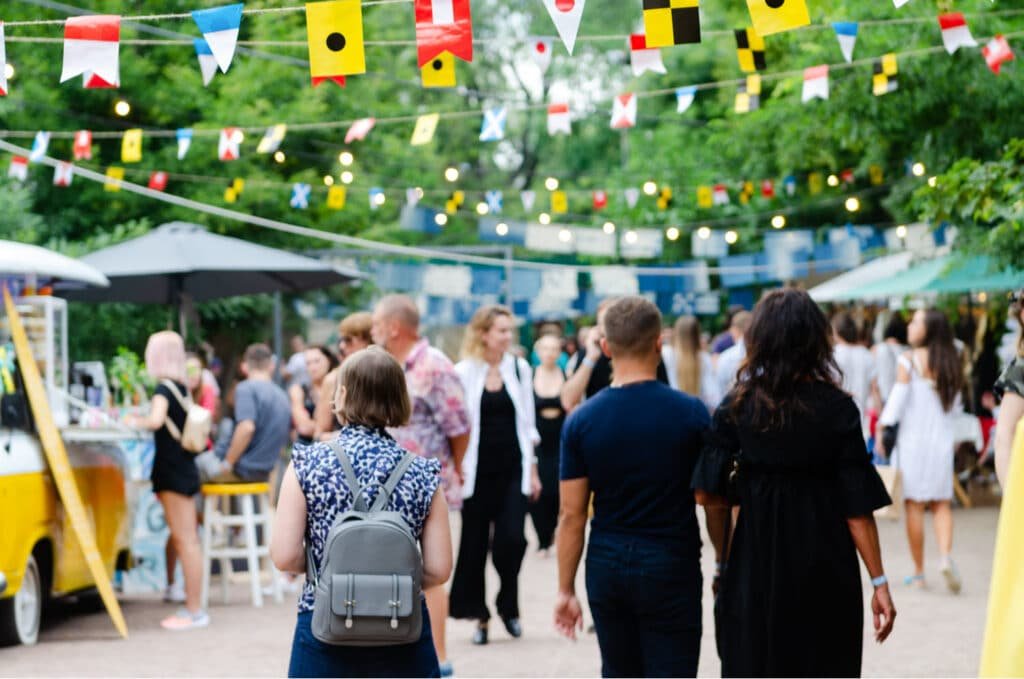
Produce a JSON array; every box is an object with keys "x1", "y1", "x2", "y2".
[{"x1": 199, "y1": 482, "x2": 282, "y2": 608}]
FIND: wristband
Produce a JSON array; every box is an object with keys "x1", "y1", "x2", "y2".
[
  {"x1": 871, "y1": 574, "x2": 888, "y2": 588},
  {"x1": 582, "y1": 357, "x2": 597, "y2": 369}
]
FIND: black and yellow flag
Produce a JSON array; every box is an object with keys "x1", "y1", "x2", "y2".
[
  {"x1": 735, "y1": 75, "x2": 761, "y2": 113},
  {"x1": 446, "y1": 190, "x2": 465, "y2": 215},
  {"x1": 735, "y1": 27, "x2": 766, "y2": 72},
  {"x1": 739, "y1": 181, "x2": 755, "y2": 204},
  {"x1": 421, "y1": 51, "x2": 456, "y2": 88},
  {"x1": 643, "y1": 0, "x2": 701, "y2": 48},
  {"x1": 872, "y1": 53, "x2": 898, "y2": 96},
  {"x1": 306, "y1": 0, "x2": 366, "y2": 87},
  {"x1": 657, "y1": 186, "x2": 673, "y2": 210},
  {"x1": 746, "y1": 0, "x2": 810, "y2": 37}
]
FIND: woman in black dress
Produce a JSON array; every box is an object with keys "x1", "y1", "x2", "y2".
[
  {"x1": 529, "y1": 334, "x2": 566, "y2": 554},
  {"x1": 692, "y1": 289, "x2": 896, "y2": 677}
]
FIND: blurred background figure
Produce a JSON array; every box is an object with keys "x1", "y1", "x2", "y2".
[
  {"x1": 833, "y1": 312, "x2": 876, "y2": 440},
  {"x1": 663, "y1": 315, "x2": 720, "y2": 411},
  {"x1": 289, "y1": 345, "x2": 338, "y2": 446},
  {"x1": 314, "y1": 312, "x2": 372, "y2": 441},
  {"x1": 530, "y1": 334, "x2": 566, "y2": 557},
  {"x1": 282, "y1": 334, "x2": 308, "y2": 386}
]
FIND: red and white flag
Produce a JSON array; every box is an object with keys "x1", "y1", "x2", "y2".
[
  {"x1": 53, "y1": 162, "x2": 73, "y2": 187},
  {"x1": 547, "y1": 102, "x2": 571, "y2": 136},
  {"x1": 345, "y1": 117, "x2": 376, "y2": 144},
  {"x1": 592, "y1": 190, "x2": 608, "y2": 210},
  {"x1": 415, "y1": 0, "x2": 473, "y2": 66},
  {"x1": 841, "y1": 169, "x2": 855, "y2": 185},
  {"x1": 983, "y1": 35, "x2": 1014, "y2": 75},
  {"x1": 60, "y1": 15, "x2": 120, "y2": 85},
  {"x1": 148, "y1": 171, "x2": 168, "y2": 191},
  {"x1": 530, "y1": 37, "x2": 553, "y2": 74},
  {"x1": 610, "y1": 93, "x2": 637, "y2": 129},
  {"x1": 218, "y1": 127, "x2": 240, "y2": 161},
  {"x1": 801, "y1": 64, "x2": 829, "y2": 102},
  {"x1": 83, "y1": 71, "x2": 119, "y2": 89},
  {"x1": 712, "y1": 184, "x2": 730, "y2": 206},
  {"x1": 938, "y1": 13, "x2": 977, "y2": 55},
  {"x1": 761, "y1": 180, "x2": 775, "y2": 198},
  {"x1": 0, "y1": 23, "x2": 8, "y2": 96},
  {"x1": 8, "y1": 155, "x2": 27, "y2": 181},
  {"x1": 541, "y1": 0, "x2": 586, "y2": 55},
  {"x1": 630, "y1": 34, "x2": 666, "y2": 76},
  {"x1": 73, "y1": 130, "x2": 92, "y2": 160}
]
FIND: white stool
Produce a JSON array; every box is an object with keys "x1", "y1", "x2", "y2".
[{"x1": 200, "y1": 482, "x2": 282, "y2": 608}]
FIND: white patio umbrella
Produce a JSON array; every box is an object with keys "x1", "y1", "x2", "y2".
[{"x1": 0, "y1": 240, "x2": 110, "y2": 288}]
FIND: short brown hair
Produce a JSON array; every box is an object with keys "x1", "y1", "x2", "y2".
[
  {"x1": 333, "y1": 346, "x2": 411, "y2": 428},
  {"x1": 243, "y1": 343, "x2": 274, "y2": 371},
  {"x1": 338, "y1": 311, "x2": 373, "y2": 343},
  {"x1": 602, "y1": 297, "x2": 662, "y2": 358}
]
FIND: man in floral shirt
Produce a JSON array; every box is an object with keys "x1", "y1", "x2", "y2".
[{"x1": 372, "y1": 294, "x2": 470, "y2": 678}]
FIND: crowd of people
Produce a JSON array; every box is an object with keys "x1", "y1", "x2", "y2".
[{"x1": 130, "y1": 284, "x2": 1024, "y2": 677}]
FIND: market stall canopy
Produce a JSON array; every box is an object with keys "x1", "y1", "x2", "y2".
[
  {"x1": 61, "y1": 222, "x2": 363, "y2": 303},
  {"x1": 924, "y1": 256, "x2": 1023, "y2": 294},
  {"x1": 809, "y1": 252, "x2": 915, "y2": 302},
  {"x1": 0, "y1": 240, "x2": 110, "y2": 288},
  {"x1": 852, "y1": 256, "x2": 951, "y2": 300}
]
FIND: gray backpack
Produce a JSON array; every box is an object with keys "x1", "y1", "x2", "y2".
[{"x1": 306, "y1": 441, "x2": 424, "y2": 646}]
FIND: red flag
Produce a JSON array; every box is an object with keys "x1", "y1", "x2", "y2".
[
  {"x1": 148, "y1": 171, "x2": 168, "y2": 191},
  {"x1": 761, "y1": 180, "x2": 775, "y2": 198},
  {"x1": 415, "y1": 0, "x2": 473, "y2": 67},
  {"x1": 983, "y1": 35, "x2": 1014, "y2": 75},
  {"x1": 593, "y1": 190, "x2": 608, "y2": 210},
  {"x1": 840, "y1": 169, "x2": 854, "y2": 184},
  {"x1": 73, "y1": 130, "x2": 92, "y2": 160}
]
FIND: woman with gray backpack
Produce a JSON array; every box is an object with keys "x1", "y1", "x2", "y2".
[{"x1": 271, "y1": 346, "x2": 453, "y2": 678}]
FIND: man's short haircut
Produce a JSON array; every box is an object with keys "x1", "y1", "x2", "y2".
[
  {"x1": 602, "y1": 296, "x2": 662, "y2": 359},
  {"x1": 334, "y1": 346, "x2": 411, "y2": 428},
  {"x1": 243, "y1": 343, "x2": 274, "y2": 371},
  {"x1": 376, "y1": 294, "x2": 420, "y2": 331},
  {"x1": 731, "y1": 311, "x2": 752, "y2": 333},
  {"x1": 832, "y1": 313, "x2": 860, "y2": 344},
  {"x1": 339, "y1": 311, "x2": 373, "y2": 343}
]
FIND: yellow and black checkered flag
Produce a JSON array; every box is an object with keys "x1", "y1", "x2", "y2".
[
  {"x1": 872, "y1": 53, "x2": 898, "y2": 96},
  {"x1": 446, "y1": 190, "x2": 465, "y2": 215},
  {"x1": 643, "y1": 0, "x2": 701, "y2": 48},
  {"x1": 746, "y1": 0, "x2": 810, "y2": 37},
  {"x1": 735, "y1": 75, "x2": 761, "y2": 113},
  {"x1": 735, "y1": 27, "x2": 766, "y2": 72},
  {"x1": 657, "y1": 186, "x2": 673, "y2": 210}
]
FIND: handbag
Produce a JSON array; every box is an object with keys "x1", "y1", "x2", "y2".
[{"x1": 874, "y1": 464, "x2": 903, "y2": 521}]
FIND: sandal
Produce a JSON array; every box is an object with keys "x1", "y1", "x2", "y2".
[{"x1": 903, "y1": 574, "x2": 926, "y2": 589}]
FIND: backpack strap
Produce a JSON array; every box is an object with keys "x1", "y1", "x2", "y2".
[
  {"x1": 327, "y1": 439, "x2": 369, "y2": 512},
  {"x1": 159, "y1": 379, "x2": 188, "y2": 443},
  {"x1": 369, "y1": 453, "x2": 417, "y2": 512}
]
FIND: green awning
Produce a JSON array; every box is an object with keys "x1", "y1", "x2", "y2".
[
  {"x1": 853, "y1": 256, "x2": 951, "y2": 298},
  {"x1": 925, "y1": 256, "x2": 1023, "y2": 293}
]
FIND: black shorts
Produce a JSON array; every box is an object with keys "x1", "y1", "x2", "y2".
[{"x1": 151, "y1": 444, "x2": 201, "y2": 497}]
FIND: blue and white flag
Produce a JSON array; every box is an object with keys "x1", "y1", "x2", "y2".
[
  {"x1": 783, "y1": 175, "x2": 797, "y2": 196},
  {"x1": 29, "y1": 131, "x2": 50, "y2": 162},
  {"x1": 833, "y1": 22, "x2": 858, "y2": 63},
  {"x1": 290, "y1": 182, "x2": 311, "y2": 209},
  {"x1": 676, "y1": 85, "x2": 697, "y2": 113},
  {"x1": 369, "y1": 187, "x2": 385, "y2": 210},
  {"x1": 194, "y1": 38, "x2": 218, "y2": 86},
  {"x1": 479, "y1": 106, "x2": 507, "y2": 142},
  {"x1": 176, "y1": 128, "x2": 193, "y2": 160},
  {"x1": 485, "y1": 190, "x2": 503, "y2": 214},
  {"x1": 192, "y1": 3, "x2": 243, "y2": 73}
]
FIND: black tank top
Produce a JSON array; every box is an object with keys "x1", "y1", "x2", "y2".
[
  {"x1": 477, "y1": 386, "x2": 522, "y2": 475},
  {"x1": 534, "y1": 393, "x2": 566, "y2": 459}
]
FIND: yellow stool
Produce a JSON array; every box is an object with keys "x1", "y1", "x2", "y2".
[{"x1": 199, "y1": 483, "x2": 282, "y2": 608}]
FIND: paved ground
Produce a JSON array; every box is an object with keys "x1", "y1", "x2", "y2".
[{"x1": 0, "y1": 506, "x2": 999, "y2": 677}]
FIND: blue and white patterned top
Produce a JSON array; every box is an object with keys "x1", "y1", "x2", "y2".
[{"x1": 291, "y1": 424, "x2": 442, "y2": 612}]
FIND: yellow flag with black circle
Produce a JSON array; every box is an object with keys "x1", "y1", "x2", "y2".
[
  {"x1": 551, "y1": 190, "x2": 569, "y2": 214},
  {"x1": 306, "y1": 0, "x2": 365, "y2": 87},
  {"x1": 746, "y1": 0, "x2": 810, "y2": 37},
  {"x1": 121, "y1": 129, "x2": 142, "y2": 163},
  {"x1": 697, "y1": 185, "x2": 713, "y2": 208},
  {"x1": 643, "y1": 0, "x2": 701, "y2": 48},
  {"x1": 421, "y1": 52, "x2": 456, "y2": 88},
  {"x1": 327, "y1": 185, "x2": 347, "y2": 210}
]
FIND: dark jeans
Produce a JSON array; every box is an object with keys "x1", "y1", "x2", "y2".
[
  {"x1": 288, "y1": 602, "x2": 440, "y2": 678},
  {"x1": 449, "y1": 470, "x2": 527, "y2": 622},
  {"x1": 585, "y1": 532, "x2": 702, "y2": 678}
]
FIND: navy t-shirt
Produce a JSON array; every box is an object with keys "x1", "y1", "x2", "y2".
[{"x1": 560, "y1": 380, "x2": 710, "y2": 549}]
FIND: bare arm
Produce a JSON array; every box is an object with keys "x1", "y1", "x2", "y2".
[
  {"x1": 554, "y1": 478, "x2": 589, "y2": 640},
  {"x1": 420, "y1": 489, "x2": 453, "y2": 589},
  {"x1": 270, "y1": 463, "x2": 307, "y2": 573},
  {"x1": 289, "y1": 384, "x2": 316, "y2": 439},
  {"x1": 224, "y1": 420, "x2": 255, "y2": 468},
  {"x1": 448, "y1": 432, "x2": 470, "y2": 480},
  {"x1": 994, "y1": 392, "x2": 1024, "y2": 484},
  {"x1": 847, "y1": 515, "x2": 896, "y2": 643},
  {"x1": 134, "y1": 394, "x2": 169, "y2": 431}
]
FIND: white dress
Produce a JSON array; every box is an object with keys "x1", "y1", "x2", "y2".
[{"x1": 879, "y1": 355, "x2": 959, "y2": 502}]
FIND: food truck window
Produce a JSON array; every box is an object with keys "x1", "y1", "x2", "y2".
[{"x1": 1, "y1": 355, "x2": 35, "y2": 433}]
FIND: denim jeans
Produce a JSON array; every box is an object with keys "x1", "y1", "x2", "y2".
[{"x1": 585, "y1": 532, "x2": 703, "y2": 678}]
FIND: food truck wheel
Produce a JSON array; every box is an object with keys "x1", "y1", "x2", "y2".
[{"x1": 0, "y1": 554, "x2": 42, "y2": 646}]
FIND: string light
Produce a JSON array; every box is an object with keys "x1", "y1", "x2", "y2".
[
  {"x1": 697, "y1": 226, "x2": 711, "y2": 240},
  {"x1": 4, "y1": 64, "x2": 14, "y2": 80},
  {"x1": 666, "y1": 226, "x2": 680, "y2": 241},
  {"x1": 826, "y1": 174, "x2": 839, "y2": 187},
  {"x1": 771, "y1": 214, "x2": 786, "y2": 229},
  {"x1": 444, "y1": 166, "x2": 460, "y2": 182},
  {"x1": 845, "y1": 197, "x2": 860, "y2": 212},
  {"x1": 435, "y1": 213, "x2": 448, "y2": 226},
  {"x1": 495, "y1": 222, "x2": 509, "y2": 236},
  {"x1": 114, "y1": 100, "x2": 131, "y2": 117},
  {"x1": 602, "y1": 221, "x2": 616, "y2": 234},
  {"x1": 642, "y1": 181, "x2": 658, "y2": 196},
  {"x1": 340, "y1": 171, "x2": 354, "y2": 184},
  {"x1": 373, "y1": 192, "x2": 386, "y2": 206},
  {"x1": 323, "y1": 175, "x2": 334, "y2": 186},
  {"x1": 231, "y1": 129, "x2": 245, "y2": 144},
  {"x1": 539, "y1": 212, "x2": 551, "y2": 225},
  {"x1": 338, "y1": 151, "x2": 354, "y2": 166},
  {"x1": 724, "y1": 230, "x2": 739, "y2": 244},
  {"x1": 475, "y1": 202, "x2": 489, "y2": 215},
  {"x1": 896, "y1": 224, "x2": 908, "y2": 238},
  {"x1": 558, "y1": 228, "x2": 573, "y2": 243},
  {"x1": 414, "y1": 187, "x2": 425, "y2": 199},
  {"x1": 625, "y1": 230, "x2": 639, "y2": 244},
  {"x1": 545, "y1": 177, "x2": 559, "y2": 191},
  {"x1": 911, "y1": 162, "x2": 926, "y2": 177},
  {"x1": 273, "y1": 151, "x2": 286, "y2": 163},
  {"x1": 928, "y1": 176, "x2": 938, "y2": 187}
]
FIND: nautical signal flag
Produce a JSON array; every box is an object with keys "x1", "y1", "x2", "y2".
[
  {"x1": 121, "y1": 129, "x2": 142, "y2": 163},
  {"x1": 192, "y1": 3, "x2": 243, "y2": 74},
  {"x1": 148, "y1": 171, "x2": 168, "y2": 191},
  {"x1": 257, "y1": 124, "x2": 287, "y2": 154},
  {"x1": 642, "y1": 0, "x2": 700, "y2": 48},
  {"x1": 415, "y1": 0, "x2": 473, "y2": 67},
  {"x1": 808, "y1": 172, "x2": 823, "y2": 195},
  {"x1": 345, "y1": 117, "x2": 375, "y2": 143},
  {"x1": 735, "y1": 28, "x2": 766, "y2": 73},
  {"x1": 446, "y1": 190, "x2": 465, "y2": 214},
  {"x1": 479, "y1": 107, "x2": 507, "y2": 142},
  {"x1": 676, "y1": 85, "x2": 697, "y2": 113},
  {"x1": 104, "y1": 166, "x2": 124, "y2": 192},
  {"x1": 611, "y1": 93, "x2": 637, "y2": 129},
  {"x1": 485, "y1": 190, "x2": 504, "y2": 214},
  {"x1": 630, "y1": 34, "x2": 667, "y2": 76},
  {"x1": 60, "y1": 15, "x2": 120, "y2": 86},
  {"x1": 746, "y1": 0, "x2": 809, "y2": 37},
  {"x1": 8, "y1": 156, "x2": 27, "y2": 181},
  {"x1": 712, "y1": 184, "x2": 730, "y2": 206},
  {"x1": 306, "y1": 0, "x2": 365, "y2": 88},
  {"x1": 548, "y1": 102, "x2": 571, "y2": 135},
  {"x1": 593, "y1": 190, "x2": 608, "y2": 210},
  {"x1": 327, "y1": 185, "x2": 347, "y2": 210},
  {"x1": 551, "y1": 190, "x2": 568, "y2": 214},
  {"x1": 696, "y1": 185, "x2": 713, "y2": 208},
  {"x1": 938, "y1": 13, "x2": 977, "y2": 55},
  {"x1": 421, "y1": 52, "x2": 456, "y2": 88},
  {"x1": 624, "y1": 187, "x2": 640, "y2": 208},
  {"x1": 290, "y1": 183, "x2": 312, "y2": 209},
  {"x1": 177, "y1": 128, "x2": 193, "y2": 160},
  {"x1": 53, "y1": 162, "x2": 73, "y2": 188},
  {"x1": 840, "y1": 168, "x2": 854, "y2": 185},
  {"x1": 224, "y1": 185, "x2": 239, "y2": 203},
  {"x1": 0, "y1": 23, "x2": 8, "y2": 96},
  {"x1": 411, "y1": 113, "x2": 440, "y2": 146},
  {"x1": 801, "y1": 64, "x2": 829, "y2": 102},
  {"x1": 29, "y1": 132, "x2": 50, "y2": 162},
  {"x1": 983, "y1": 35, "x2": 1014, "y2": 75},
  {"x1": 833, "y1": 22, "x2": 858, "y2": 63},
  {"x1": 894, "y1": 0, "x2": 911, "y2": 7},
  {"x1": 657, "y1": 186, "x2": 673, "y2": 210},
  {"x1": 232, "y1": 178, "x2": 245, "y2": 194},
  {"x1": 761, "y1": 179, "x2": 775, "y2": 198},
  {"x1": 783, "y1": 175, "x2": 796, "y2": 196},
  {"x1": 219, "y1": 127, "x2": 241, "y2": 161},
  {"x1": 542, "y1": 0, "x2": 586, "y2": 55},
  {"x1": 869, "y1": 164, "x2": 884, "y2": 185},
  {"x1": 739, "y1": 181, "x2": 754, "y2": 205},
  {"x1": 530, "y1": 37, "x2": 554, "y2": 74},
  {"x1": 872, "y1": 53, "x2": 898, "y2": 96},
  {"x1": 735, "y1": 75, "x2": 761, "y2": 113},
  {"x1": 194, "y1": 39, "x2": 218, "y2": 86},
  {"x1": 73, "y1": 130, "x2": 92, "y2": 160},
  {"x1": 521, "y1": 190, "x2": 536, "y2": 212}
]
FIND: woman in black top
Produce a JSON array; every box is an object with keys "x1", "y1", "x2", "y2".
[
  {"x1": 288, "y1": 345, "x2": 338, "y2": 445},
  {"x1": 129, "y1": 331, "x2": 209, "y2": 631},
  {"x1": 530, "y1": 335, "x2": 566, "y2": 554},
  {"x1": 692, "y1": 289, "x2": 895, "y2": 677}
]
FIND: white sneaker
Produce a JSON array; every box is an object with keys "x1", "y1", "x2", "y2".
[
  {"x1": 940, "y1": 558, "x2": 962, "y2": 594},
  {"x1": 161, "y1": 608, "x2": 210, "y2": 631},
  {"x1": 163, "y1": 582, "x2": 186, "y2": 604}
]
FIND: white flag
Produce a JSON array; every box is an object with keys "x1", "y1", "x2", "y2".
[
  {"x1": 547, "y1": 103, "x2": 572, "y2": 136},
  {"x1": 530, "y1": 37, "x2": 554, "y2": 74},
  {"x1": 630, "y1": 34, "x2": 666, "y2": 76},
  {"x1": 541, "y1": 0, "x2": 586, "y2": 55},
  {"x1": 521, "y1": 190, "x2": 537, "y2": 212},
  {"x1": 939, "y1": 13, "x2": 977, "y2": 55},
  {"x1": 53, "y1": 162, "x2": 74, "y2": 187},
  {"x1": 611, "y1": 93, "x2": 637, "y2": 129},
  {"x1": 801, "y1": 65, "x2": 829, "y2": 102},
  {"x1": 624, "y1": 188, "x2": 640, "y2": 208}
]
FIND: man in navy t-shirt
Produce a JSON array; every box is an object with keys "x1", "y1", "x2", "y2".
[{"x1": 553, "y1": 297, "x2": 709, "y2": 678}]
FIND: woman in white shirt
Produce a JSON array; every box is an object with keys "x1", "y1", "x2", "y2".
[
  {"x1": 832, "y1": 313, "x2": 876, "y2": 439},
  {"x1": 450, "y1": 306, "x2": 541, "y2": 645},
  {"x1": 662, "y1": 316, "x2": 720, "y2": 410}
]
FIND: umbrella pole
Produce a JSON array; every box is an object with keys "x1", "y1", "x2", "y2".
[{"x1": 273, "y1": 291, "x2": 283, "y2": 384}]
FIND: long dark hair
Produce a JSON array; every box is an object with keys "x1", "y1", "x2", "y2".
[
  {"x1": 917, "y1": 309, "x2": 961, "y2": 412},
  {"x1": 730, "y1": 289, "x2": 841, "y2": 431}
]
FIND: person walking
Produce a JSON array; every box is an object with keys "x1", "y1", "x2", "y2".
[
  {"x1": 271, "y1": 347, "x2": 453, "y2": 678},
  {"x1": 530, "y1": 334, "x2": 566, "y2": 556},
  {"x1": 713, "y1": 311, "x2": 751, "y2": 398},
  {"x1": 692, "y1": 289, "x2": 895, "y2": 677},
  {"x1": 663, "y1": 315, "x2": 720, "y2": 410},
  {"x1": 129, "y1": 331, "x2": 209, "y2": 631},
  {"x1": 451, "y1": 305, "x2": 542, "y2": 644},
  {"x1": 313, "y1": 312, "x2": 373, "y2": 441},
  {"x1": 289, "y1": 345, "x2": 338, "y2": 445},
  {"x1": 372, "y1": 295, "x2": 470, "y2": 678},
  {"x1": 833, "y1": 312, "x2": 876, "y2": 439},
  {"x1": 874, "y1": 313, "x2": 909, "y2": 406},
  {"x1": 878, "y1": 309, "x2": 965, "y2": 592},
  {"x1": 555, "y1": 297, "x2": 709, "y2": 678}
]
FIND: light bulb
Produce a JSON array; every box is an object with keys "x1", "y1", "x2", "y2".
[
  {"x1": 435, "y1": 213, "x2": 448, "y2": 226},
  {"x1": 373, "y1": 192, "x2": 386, "y2": 206},
  {"x1": 826, "y1": 174, "x2": 839, "y2": 187},
  {"x1": 4, "y1": 63, "x2": 14, "y2": 80},
  {"x1": 928, "y1": 176, "x2": 938, "y2": 188},
  {"x1": 476, "y1": 202, "x2": 489, "y2": 215},
  {"x1": 539, "y1": 213, "x2": 551, "y2": 225},
  {"x1": 911, "y1": 162, "x2": 926, "y2": 177},
  {"x1": 323, "y1": 175, "x2": 335, "y2": 186},
  {"x1": 444, "y1": 167, "x2": 460, "y2": 182},
  {"x1": 896, "y1": 224, "x2": 908, "y2": 239},
  {"x1": 625, "y1": 230, "x2": 639, "y2": 244},
  {"x1": 643, "y1": 181, "x2": 658, "y2": 196},
  {"x1": 771, "y1": 215, "x2": 786, "y2": 229},
  {"x1": 273, "y1": 151, "x2": 286, "y2": 163},
  {"x1": 558, "y1": 228, "x2": 572, "y2": 243},
  {"x1": 724, "y1": 230, "x2": 739, "y2": 244},
  {"x1": 666, "y1": 227, "x2": 680, "y2": 241},
  {"x1": 114, "y1": 100, "x2": 131, "y2": 117},
  {"x1": 697, "y1": 226, "x2": 711, "y2": 240},
  {"x1": 545, "y1": 177, "x2": 559, "y2": 191},
  {"x1": 339, "y1": 151, "x2": 354, "y2": 166},
  {"x1": 340, "y1": 171, "x2": 354, "y2": 184},
  {"x1": 496, "y1": 223, "x2": 509, "y2": 236},
  {"x1": 602, "y1": 221, "x2": 616, "y2": 234},
  {"x1": 845, "y1": 197, "x2": 860, "y2": 212}
]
